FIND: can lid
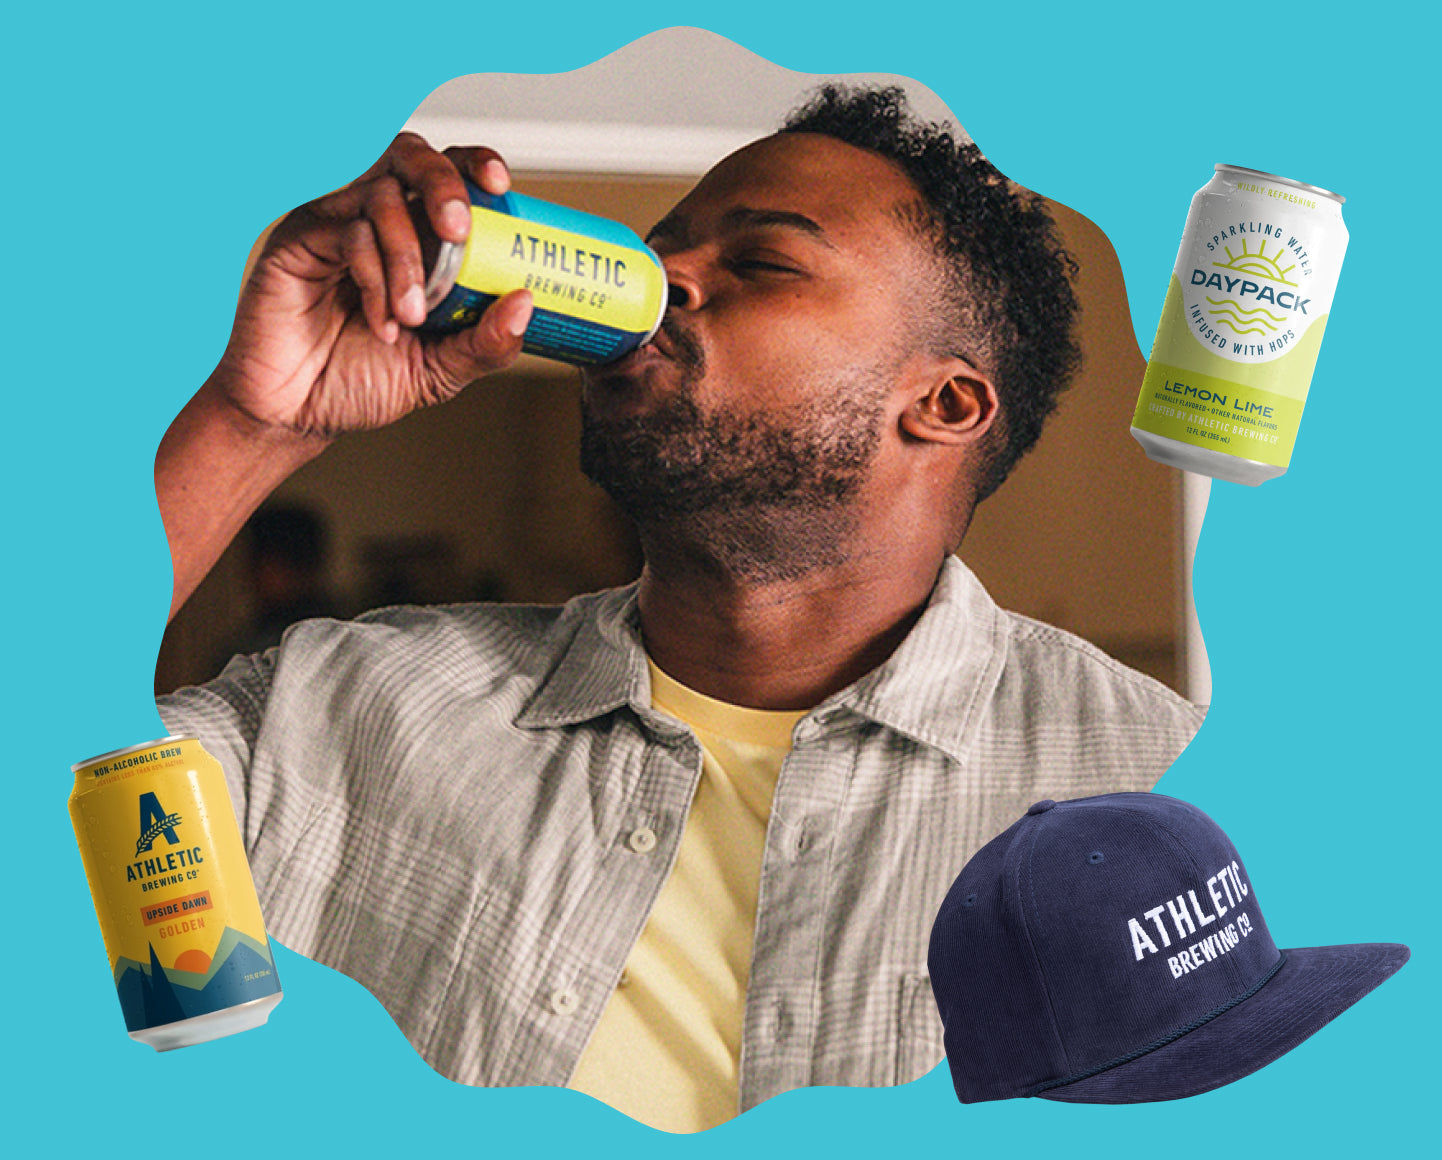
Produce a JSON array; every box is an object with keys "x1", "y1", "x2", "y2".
[
  {"x1": 71, "y1": 735, "x2": 196, "y2": 773},
  {"x1": 1215, "y1": 164, "x2": 1344, "y2": 204},
  {"x1": 641, "y1": 247, "x2": 669, "y2": 347}
]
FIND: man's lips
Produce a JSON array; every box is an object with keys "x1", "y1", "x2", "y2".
[
  {"x1": 595, "y1": 323, "x2": 678, "y2": 377},
  {"x1": 647, "y1": 326, "x2": 678, "y2": 360},
  {"x1": 632, "y1": 325, "x2": 679, "y2": 362}
]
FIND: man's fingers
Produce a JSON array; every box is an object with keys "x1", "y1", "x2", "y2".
[
  {"x1": 383, "y1": 135, "x2": 481, "y2": 246},
  {"x1": 351, "y1": 131, "x2": 421, "y2": 185},
  {"x1": 362, "y1": 176, "x2": 428, "y2": 328},
  {"x1": 265, "y1": 133, "x2": 518, "y2": 341},
  {"x1": 425, "y1": 289, "x2": 533, "y2": 391},
  {"x1": 351, "y1": 137, "x2": 516, "y2": 320},
  {"x1": 343, "y1": 218, "x2": 399, "y2": 344},
  {"x1": 444, "y1": 146, "x2": 512, "y2": 198},
  {"x1": 322, "y1": 133, "x2": 475, "y2": 245},
  {"x1": 489, "y1": 289, "x2": 533, "y2": 339}
]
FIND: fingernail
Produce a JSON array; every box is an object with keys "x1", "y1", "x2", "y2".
[
  {"x1": 382, "y1": 319, "x2": 399, "y2": 345},
  {"x1": 482, "y1": 158, "x2": 511, "y2": 193},
  {"x1": 401, "y1": 285, "x2": 427, "y2": 323},
  {"x1": 441, "y1": 199, "x2": 471, "y2": 238},
  {"x1": 503, "y1": 294, "x2": 532, "y2": 337}
]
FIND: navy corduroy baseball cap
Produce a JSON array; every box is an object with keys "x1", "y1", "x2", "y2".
[{"x1": 928, "y1": 793, "x2": 1408, "y2": 1103}]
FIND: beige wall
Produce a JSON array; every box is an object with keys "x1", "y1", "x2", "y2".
[{"x1": 962, "y1": 202, "x2": 1185, "y2": 685}]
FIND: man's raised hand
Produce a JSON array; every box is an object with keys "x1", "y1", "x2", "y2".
[{"x1": 213, "y1": 132, "x2": 534, "y2": 437}]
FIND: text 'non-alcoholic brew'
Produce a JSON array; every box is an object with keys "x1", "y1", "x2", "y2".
[
  {"x1": 1131, "y1": 165, "x2": 1348, "y2": 485},
  {"x1": 69, "y1": 736, "x2": 282, "y2": 1050}
]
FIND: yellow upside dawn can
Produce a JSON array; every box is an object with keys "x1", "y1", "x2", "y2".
[{"x1": 69, "y1": 736, "x2": 282, "y2": 1050}]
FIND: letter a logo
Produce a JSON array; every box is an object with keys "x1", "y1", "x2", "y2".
[{"x1": 136, "y1": 792, "x2": 183, "y2": 857}]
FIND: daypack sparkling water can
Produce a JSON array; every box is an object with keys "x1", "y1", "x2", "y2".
[{"x1": 1130, "y1": 165, "x2": 1348, "y2": 485}]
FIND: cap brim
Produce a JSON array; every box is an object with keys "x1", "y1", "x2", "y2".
[{"x1": 1038, "y1": 942, "x2": 1410, "y2": 1104}]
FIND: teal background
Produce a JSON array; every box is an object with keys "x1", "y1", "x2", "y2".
[{"x1": 7, "y1": 1, "x2": 1433, "y2": 1153}]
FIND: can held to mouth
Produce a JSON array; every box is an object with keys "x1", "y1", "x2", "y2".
[
  {"x1": 419, "y1": 182, "x2": 668, "y2": 366},
  {"x1": 69, "y1": 736, "x2": 282, "y2": 1050},
  {"x1": 1130, "y1": 165, "x2": 1348, "y2": 485}
]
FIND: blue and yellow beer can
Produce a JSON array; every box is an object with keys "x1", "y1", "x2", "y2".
[
  {"x1": 69, "y1": 737, "x2": 282, "y2": 1050},
  {"x1": 421, "y1": 183, "x2": 668, "y2": 365}
]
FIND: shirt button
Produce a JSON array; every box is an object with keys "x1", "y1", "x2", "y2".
[
  {"x1": 549, "y1": 988, "x2": 580, "y2": 1016},
  {"x1": 627, "y1": 826, "x2": 658, "y2": 854}
]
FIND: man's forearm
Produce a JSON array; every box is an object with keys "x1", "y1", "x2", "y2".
[{"x1": 155, "y1": 378, "x2": 331, "y2": 622}]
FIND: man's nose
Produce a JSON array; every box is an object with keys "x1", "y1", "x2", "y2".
[{"x1": 660, "y1": 251, "x2": 707, "y2": 312}]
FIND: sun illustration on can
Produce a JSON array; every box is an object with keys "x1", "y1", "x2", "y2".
[
  {"x1": 172, "y1": 948, "x2": 213, "y2": 975},
  {"x1": 1212, "y1": 239, "x2": 1297, "y2": 286}
]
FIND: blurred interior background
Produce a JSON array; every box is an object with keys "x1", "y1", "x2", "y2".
[{"x1": 155, "y1": 30, "x2": 1209, "y2": 704}]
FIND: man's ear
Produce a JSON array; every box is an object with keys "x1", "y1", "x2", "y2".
[{"x1": 898, "y1": 359, "x2": 1000, "y2": 446}]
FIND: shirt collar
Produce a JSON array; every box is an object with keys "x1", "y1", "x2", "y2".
[
  {"x1": 816, "y1": 556, "x2": 1007, "y2": 764},
  {"x1": 514, "y1": 557, "x2": 1005, "y2": 763},
  {"x1": 512, "y1": 584, "x2": 655, "y2": 730}
]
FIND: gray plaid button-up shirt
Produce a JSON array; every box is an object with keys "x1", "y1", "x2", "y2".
[{"x1": 158, "y1": 557, "x2": 1203, "y2": 1111}]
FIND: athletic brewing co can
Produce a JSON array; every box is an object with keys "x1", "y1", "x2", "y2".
[
  {"x1": 1130, "y1": 165, "x2": 1348, "y2": 485},
  {"x1": 69, "y1": 737, "x2": 282, "y2": 1050},
  {"x1": 420, "y1": 182, "x2": 668, "y2": 365}
]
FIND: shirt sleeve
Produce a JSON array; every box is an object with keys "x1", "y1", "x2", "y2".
[{"x1": 156, "y1": 648, "x2": 278, "y2": 851}]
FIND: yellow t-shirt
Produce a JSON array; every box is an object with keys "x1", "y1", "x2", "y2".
[{"x1": 567, "y1": 661, "x2": 804, "y2": 1132}]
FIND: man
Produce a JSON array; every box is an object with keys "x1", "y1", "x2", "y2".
[{"x1": 156, "y1": 86, "x2": 1203, "y2": 1130}]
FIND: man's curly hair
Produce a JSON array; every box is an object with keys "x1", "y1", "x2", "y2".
[{"x1": 783, "y1": 84, "x2": 1081, "y2": 501}]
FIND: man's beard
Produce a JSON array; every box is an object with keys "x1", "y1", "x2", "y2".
[{"x1": 579, "y1": 325, "x2": 890, "y2": 582}]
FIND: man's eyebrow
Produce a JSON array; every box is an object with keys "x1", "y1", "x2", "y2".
[
  {"x1": 645, "y1": 207, "x2": 837, "y2": 249},
  {"x1": 721, "y1": 207, "x2": 836, "y2": 247}
]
